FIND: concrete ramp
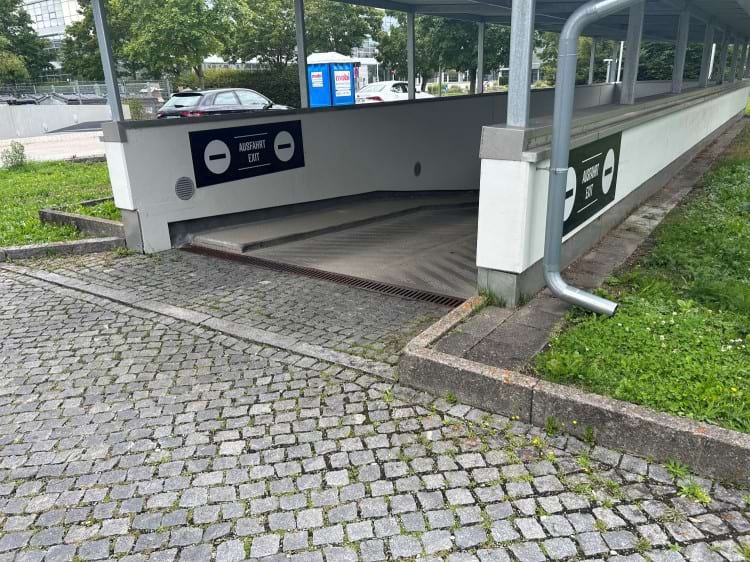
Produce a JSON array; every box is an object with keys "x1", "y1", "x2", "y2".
[{"x1": 190, "y1": 193, "x2": 478, "y2": 300}]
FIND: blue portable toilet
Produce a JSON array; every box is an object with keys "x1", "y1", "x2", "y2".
[
  {"x1": 307, "y1": 52, "x2": 357, "y2": 108},
  {"x1": 307, "y1": 63, "x2": 332, "y2": 108}
]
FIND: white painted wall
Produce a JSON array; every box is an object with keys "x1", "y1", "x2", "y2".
[
  {"x1": 0, "y1": 104, "x2": 130, "y2": 139},
  {"x1": 107, "y1": 84, "x2": 617, "y2": 252},
  {"x1": 477, "y1": 85, "x2": 750, "y2": 275}
]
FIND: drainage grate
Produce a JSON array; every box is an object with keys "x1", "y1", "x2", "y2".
[{"x1": 184, "y1": 245, "x2": 465, "y2": 308}]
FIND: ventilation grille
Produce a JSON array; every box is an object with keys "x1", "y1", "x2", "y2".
[
  {"x1": 175, "y1": 177, "x2": 196, "y2": 200},
  {"x1": 184, "y1": 245, "x2": 464, "y2": 308}
]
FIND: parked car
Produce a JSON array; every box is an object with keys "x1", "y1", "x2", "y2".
[
  {"x1": 355, "y1": 81, "x2": 434, "y2": 104},
  {"x1": 156, "y1": 88, "x2": 291, "y2": 118}
]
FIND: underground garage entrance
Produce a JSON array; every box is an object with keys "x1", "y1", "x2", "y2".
[{"x1": 184, "y1": 192, "x2": 479, "y2": 305}]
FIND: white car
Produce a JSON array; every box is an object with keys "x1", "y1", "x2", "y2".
[{"x1": 355, "y1": 81, "x2": 434, "y2": 104}]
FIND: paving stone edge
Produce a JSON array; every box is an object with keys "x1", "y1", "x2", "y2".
[
  {"x1": 1, "y1": 263, "x2": 396, "y2": 381},
  {"x1": 399, "y1": 300, "x2": 750, "y2": 487}
]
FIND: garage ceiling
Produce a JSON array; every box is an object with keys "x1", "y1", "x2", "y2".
[{"x1": 338, "y1": 0, "x2": 750, "y2": 43}]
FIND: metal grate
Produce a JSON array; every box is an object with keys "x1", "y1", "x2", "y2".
[
  {"x1": 175, "y1": 177, "x2": 196, "y2": 200},
  {"x1": 184, "y1": 245, "x2": 465, "y2": 308}
]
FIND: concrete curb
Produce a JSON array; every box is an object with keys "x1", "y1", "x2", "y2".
[
  {"x1": 0, "y1": 237, "x2": 124, "y2": 262},
  {"x1": 39, "y1": 198, "x2": 125, "y2": 239},
  {"x1": 399, "y1": 299, "x2": 750, "y2": 486},
  {"x1": 0, "y1": 264, "x2": 396, "y2": 382}
]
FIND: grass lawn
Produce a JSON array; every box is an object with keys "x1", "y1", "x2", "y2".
[
  {"x1": 535, "y1": 124, "x2": 750, "y2": 434},
  {"x1": 68, "y1": 199, "x2": 121, "y2": 222},
  {"x1": 0, "y1": 160, "x2": 112, "y2": 247}
]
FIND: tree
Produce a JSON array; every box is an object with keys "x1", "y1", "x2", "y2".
[
  {"x1": 226, "y1": 0, "x2": 296, "y2": 68},
  {"x1": 0, "y1": 36, "x2": 29, "y2": 82},
  {"x1": 0, "y1": 0, "x2": 52, "y2": 80},
  {"x1": 376, "y1": 13, "x2": 437, "y2": 88},
  {"x1": 227, "y1": 0, "x2": 382, "y2": 69},
  {"x1": 538, "y1": 33, "x2": 617, "y2": 85},
  {"x1": 638, "y1": 41, "x2": 703, "y2": 81},
  {"x1": 376, "y1": 15, "x2": 510, "y2": 93},
  {"x1": 123, "y1": 0, "x2": 240, "y2": 81},
  {"x1": 60, "y1": 0, "x2": 135, "y2": 80}
]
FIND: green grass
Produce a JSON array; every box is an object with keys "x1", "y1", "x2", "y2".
[
  {"x1": 535, "y1": 125, "x2": 750, "y2": 434},
  {"x1": 68, "y1": 199, "x2": 121, "y2": 222},
  {"x1": 0, "y1": 160, "x2": 111, "y2": 246}
]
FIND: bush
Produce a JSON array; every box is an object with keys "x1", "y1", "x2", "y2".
[
  {"x1": 127, "y1": 98, "x2": 146, "y2": 120},
  {"x1": 1, "y1": 141, "x2": 26, "y2": 169},
  {"x1": 175, "y1": 67, "x2": 301, "y2": 108}
]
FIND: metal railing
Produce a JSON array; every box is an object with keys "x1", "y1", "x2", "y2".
[{"x1": 0, "y1": 79, "x2": 173, "y2": 99}]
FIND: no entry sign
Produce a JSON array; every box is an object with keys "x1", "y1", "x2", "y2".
[
  {"x1": 563, "y1": 132, "x2": 622, "y2": 236},
  {"x1": 189, "y1": 120, "x2": 305, "y2": 188}
]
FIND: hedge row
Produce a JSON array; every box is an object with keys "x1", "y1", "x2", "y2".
[{"x1": 175, "y1": 67, "x2": 301, "y2": 108}]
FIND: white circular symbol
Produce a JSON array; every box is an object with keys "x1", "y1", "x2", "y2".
[
  {"x1": 564, "y1": 167, "x2": 577, "y2": 222},
  {"x1": 602, "y1": 149, "x2": 616, "y2": 195},
  {"x1": 204, "y1": 140, "x2": 231, "y2": 175},
  {"x1": 274, "y1": 131, "x2": 295, "y2": 162}
]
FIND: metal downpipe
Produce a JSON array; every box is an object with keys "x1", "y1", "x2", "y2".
[{"x1": 544, "y1": 0, "x2": 644, "y2": 316}]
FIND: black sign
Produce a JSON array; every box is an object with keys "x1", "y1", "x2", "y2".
[
  {"x1": 563, "y1": 132, "x2": 621, "y2": 235},
  {"x1": 189, "y1": 120, "x2": 305, "y2": 188}
]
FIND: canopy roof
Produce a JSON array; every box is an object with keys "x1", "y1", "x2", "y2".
[{"x1": 340, "y1": 0, "x2": 750, "y2": 42}]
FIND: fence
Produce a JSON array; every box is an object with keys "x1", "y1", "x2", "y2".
[{"x1": 0, "y1": 79, "x2": 173, "y2": 99}]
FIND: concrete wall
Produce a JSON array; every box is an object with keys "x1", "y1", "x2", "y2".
[
  {"x1": 105, "y1": 83, "x2": 617, "y2": 252},
  {"x1": 0, "y1": 104, "x2": 130, "y2": 139},
  {"x1": 476, "y1": 83, "x2": 750, "y2": 304}
]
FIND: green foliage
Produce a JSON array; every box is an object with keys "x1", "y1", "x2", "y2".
[
  {"x1": 536, "y1": 35, "x2": 703, "y2": 85},
  {"x1": 174, "y1": 67, "x2": 300, "y2": 107},
  {"x1": 537, "y1": 34, "x2": 617, "y2": 85},
  {"x1": 376, "y1": 14, "x2": 510, "y2": 94},
  {"x1": 665, "y1": 459, "x2": 690, "y2": 481},
  {"x1": 127, "y1": 99, "x2": 146, "y2": 121},
  {"x1": 1, "y1": 141, "x2": 26, "y2": 169},
  {"x1": 445, "y1": 391, "x2": 458, "y2": 405},
  {"x1": 638, "y1": 41, "x2": 703, "y2": 81},
  {"x1": 0, "y1": 36, "x2": 29, "y2": 82},
  {"x1": 225, "y1": 0, "x2": 381, "y2": 69},
  {"x1": 582, "y1": 426, "x2": 596, "y2": 446},
  {"x1": 544, "y1": 416, "x2": 559, "y2": 437},
  {"x1": 61, "y1": 0, "x2": 135, "y2": 80},
  {"x1": 0, "y1": 0, "x2": 52, "y2": 80},
  {"x1": 535, "y1": 128, "x2": 750, "y2": 434},
  {"x1": 678, "y1": 480, "x2": 712, "y2": 506},
  {"x1": 479, "y1": 289, "x2": 506, "y2": 308},
  {"x1": 68, "y1": 200, "x2": 121, "y2": 222},
  {"x1": 0, "y1": 161, "x2": 111, "y2": 246}
]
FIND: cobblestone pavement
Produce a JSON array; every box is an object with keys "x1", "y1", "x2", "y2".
[
  {"x1": 28, "y1": 251, "x2": 443, "y2": 364},
  {"x1": 0, "y1": 267, "x2": 749, "y2": 562}
]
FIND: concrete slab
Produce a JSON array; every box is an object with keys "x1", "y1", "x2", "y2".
[{"x1": 192, "y1": 192, "x2": 478, "y2": 253}]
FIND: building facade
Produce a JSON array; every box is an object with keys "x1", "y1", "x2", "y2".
[{"x1": 22, "y1": 0, "x2": 81, "y2": 51}]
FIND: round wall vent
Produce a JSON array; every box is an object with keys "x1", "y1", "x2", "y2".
[{"x1": 175, "y1": 177, "x2": 195, "y2": 200}]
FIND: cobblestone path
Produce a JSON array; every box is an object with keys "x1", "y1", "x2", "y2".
[{"x1": 0, "y1": 260, "x2": 748, "y2": 562}]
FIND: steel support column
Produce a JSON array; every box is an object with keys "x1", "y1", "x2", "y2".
[
  {"x1": 730, "y1": 37, "x2": 742, "y2": 82},
  {"x1": 698, "y1": 24, "x2": 715, "y2": 87},
  {"x1": 91, "y1": 0, "x2": 123, "y2": 122},
  {"x1": 407, "y1": 10, "x2": 416, "y2": 100},
  {"x1": 588, "y1": 39, "x2": 595, "y2": 85},
  {"x1": 672, "y1": 8, "x2": 691, "y2": 93},
  {"x1": 507, "y1": 0, "x2": 536, "y2": 127},
  {"x1": 477, "y1": 22, "x2": 485, "y2": 94},
  {"x1": 620, "y1": 2, "x2": 645, "y2": 105},
  {"x1": 744, "y1": 42, "x2": 750, "y2": 78},
  {"x1": 736, "y1": 42, "x2": 747, "y2": 81},
  {"x1": 294, "y1": 0, "x2": 309, "y2": 109},
  {"x1": 719, "y1": 33, "x2": 730, "y2": 83}
]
